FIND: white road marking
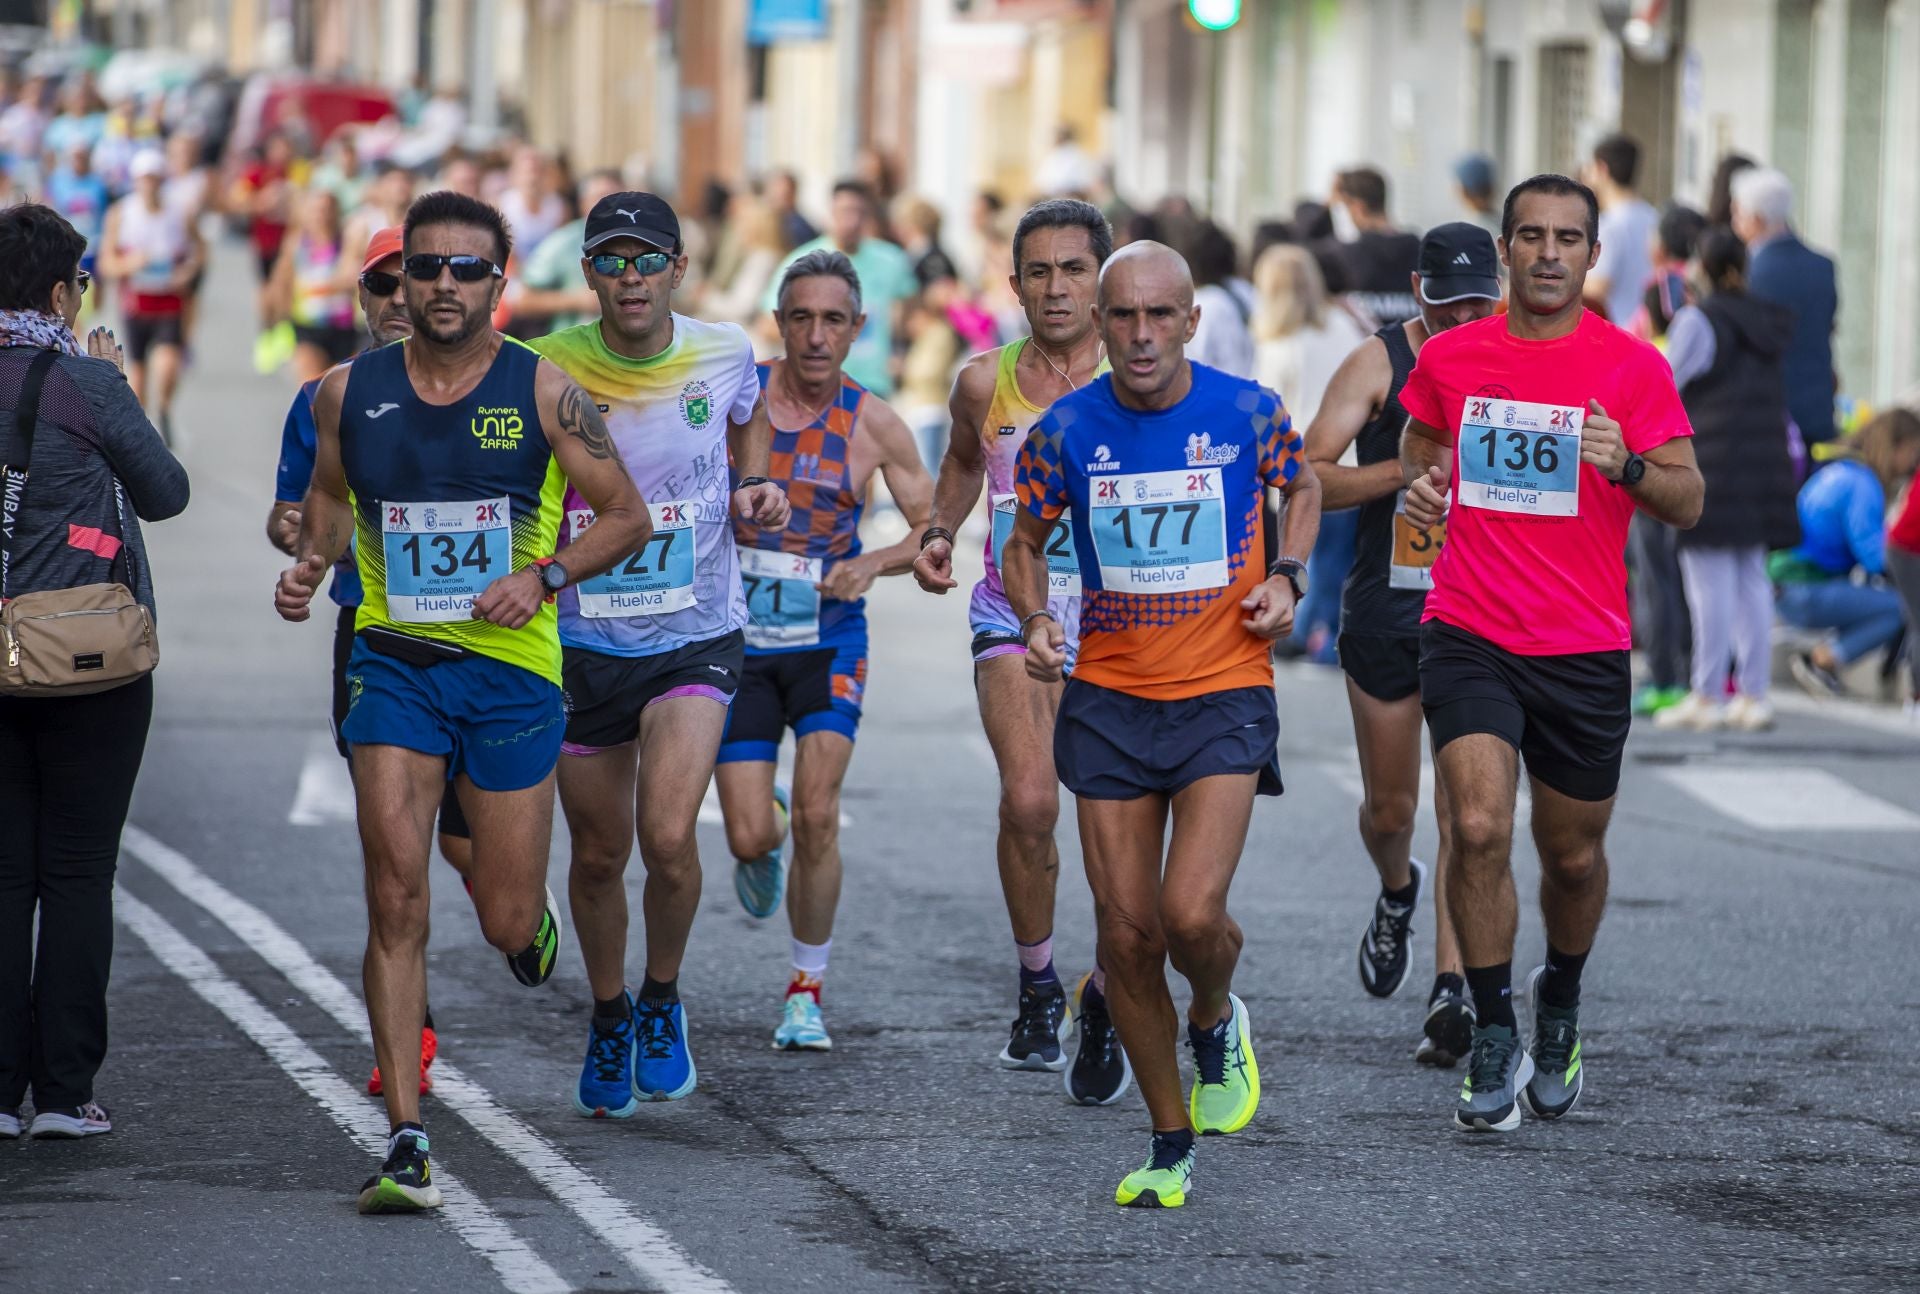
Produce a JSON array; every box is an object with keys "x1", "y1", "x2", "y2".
[
  {"x1": 115, "y1": 891, "x2": 570, "y2": 1294},
  {"x1": 698, "y1": 779, "x2": 850, "y2": 828},
  {"x1": 289, "y1": 731, "x2": 356, "y2": 826},
  {"x1": 1767, "y1": 691, "x2": 1920, "y2": 741},
  {"x1": 1656, "y1": 765, "x2": 1920, "y2": 831},
  {"x1": 120, "y1": 825, "x2": 736, "y2": 1294},
  {"x1": 1310, "y1": 752, "x2": 1526, "y2": 811}
]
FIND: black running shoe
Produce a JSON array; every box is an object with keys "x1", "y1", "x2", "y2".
[
  {"x1": 506, "y1": 887, "x2": 563, "y2": 987},
  {"x1": 998, "y1": 982, "x2": 1070, "y2": 1072},
  {"x1": 1064, "y1": 973, "x2": 1131, "y2": 1105},
  {"x1": 357, "y1": 1127, "x2": 443, "y2": 1214},
  {"x1": 1416, "y1": 982, "x2": 1476, "y2": 1068},
  {"x1": 1357, "y1": 858, "x2": 1424, "y2": 998},
  {"x1": 1454, "y1": 1023, "x2": 1534, "y2": 1133},
  {"x1": 1790, "y1": 652, "x2": 1848, "y2": 699}
]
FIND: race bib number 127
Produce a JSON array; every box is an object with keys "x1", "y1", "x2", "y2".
[{"x1": 1456, "y1": 396, "x2": 1582, "y2": 517}]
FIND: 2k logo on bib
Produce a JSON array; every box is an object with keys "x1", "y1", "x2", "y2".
[{"x1": 680, "y1": 380, "x2": 714, "y2": 428}]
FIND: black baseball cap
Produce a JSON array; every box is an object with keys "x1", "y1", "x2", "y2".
[
  {"x1": 582, "y1": 192, "x2": 680, "y2": 254},
  {"x1": 1416, "y1": 222, "x2": 1501, "y2": 305}
]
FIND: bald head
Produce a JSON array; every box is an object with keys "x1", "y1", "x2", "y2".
[{"x1": 1096, "y1": 240, "x2": 1195, "y2": 310}]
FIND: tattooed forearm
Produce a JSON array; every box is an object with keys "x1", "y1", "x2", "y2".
[{"x1": 557, "y1": 382, "x2": 622, "y2": 463}]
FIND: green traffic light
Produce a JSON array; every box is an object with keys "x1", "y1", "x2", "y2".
[{"x1": 1189, "y1": 0, "x2": 1241, "y2": 30}]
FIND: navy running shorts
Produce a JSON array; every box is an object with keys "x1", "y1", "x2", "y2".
[{"x1": 1054, "y1": 678, "x2": 1284, "y2": 801}]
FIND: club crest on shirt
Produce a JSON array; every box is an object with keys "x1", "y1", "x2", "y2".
[
  {"x1": 1185, "y1": 431, "x2": 1240, "y2": 466},
  {"x1": 680, "y1": 379, "x2": 714, "y2": 429}
]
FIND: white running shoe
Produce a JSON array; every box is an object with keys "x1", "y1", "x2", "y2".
[
  {"x1": 1653, "y1": 692, "x2": 1725, "y2": 730},
  {"x1": 30, "y1": 1102, "x2": 112, "y2": 1138},
  {"x1": 1722, "y1": 695, "x2": 1775, "y2": 732}
]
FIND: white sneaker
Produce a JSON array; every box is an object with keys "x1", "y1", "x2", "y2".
[
  {"x1": 29, "y1": 1102, "x2": 112, "y2": 1138},
  {"x1": 0, "y1": 1108, "x2": 21, "y2": 1139},
  {"x1": 1653, "y1": 692, "x2": 1725, "y2": 730},
  {"x1": 1723, "y1": 695, "x2": 1776, "y2": 732}
]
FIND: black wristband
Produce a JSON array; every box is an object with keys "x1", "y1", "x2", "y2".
[
  {"x1": 920, "y1": 526, "x2": 955, "y2": 550},
  {"x1": 737, "y1": 476, "x2": 770, "y2": 490}
]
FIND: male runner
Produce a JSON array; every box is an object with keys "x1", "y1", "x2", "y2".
[
  {"x1": 911, "y1": 199, "x2": 1127, "y2": 1103},
  {"x1": 1399, "y1": 175, "x2": 1701, "y2": 1132},
  {"x1": 274, "y1": 192, "x2": 650, "y2": 1211},
  {"x1": 267, "y1": 225, "x2": 475, "y2": 1098},
  {"x1": 1304, "y1": 223, "x2": 1500, "y2": 1066},
  {"x1": 713, "y1": 251, "x2": 934, "y2": 1051},
  {"x1": 1008, "y1": 242, "x2": 1320, "y2": 1208},
  {"x1": 529, "y1": 192, "x2": 788, "y2": 1117},
  {"x1": 99, "y1": 150, "x2": 202, "y2": 440}
]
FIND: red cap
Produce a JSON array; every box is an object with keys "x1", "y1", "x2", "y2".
[{"x1": 361, "y1": 226, "x2": 404, "y2": 275}]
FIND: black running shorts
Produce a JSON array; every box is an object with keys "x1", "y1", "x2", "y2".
[
  {"x1": 561, "y1": 631, "x2": 744, "y2": 755},
  {"x1": 1337, "y1": 632, "x2": 1421, "y2": 703}
]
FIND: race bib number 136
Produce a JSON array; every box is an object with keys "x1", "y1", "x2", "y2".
[{"x1": 1456, "y1": 396, "x2": 1582, "y2": 517}]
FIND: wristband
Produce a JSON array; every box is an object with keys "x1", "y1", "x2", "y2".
[
  {"x1": 920, "y1": 526, "x2": 955, "y2": 550},
  {"x1": 736, "y1": 476, "x2": 770, "y2": 490},
  {"x1": 1018, "y1": 609, "x2": 1056, "y2": 638}
]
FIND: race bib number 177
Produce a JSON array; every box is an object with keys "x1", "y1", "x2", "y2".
[{"x1": 1456, "y1": 396, "x2": 1582, "y2": 517}]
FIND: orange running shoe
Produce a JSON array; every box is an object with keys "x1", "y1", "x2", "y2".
[{"x1": 368, "y1": 1025, "x2": 439, "y2": 1097}]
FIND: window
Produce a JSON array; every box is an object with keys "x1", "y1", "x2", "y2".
[{"x1": 1537, "y1": 42, "x2": 1590, "y2": 174}]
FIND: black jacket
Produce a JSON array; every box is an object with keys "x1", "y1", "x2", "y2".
[{"x1": 1677, "y1": 291, "x2": 1801, "y2": 552}]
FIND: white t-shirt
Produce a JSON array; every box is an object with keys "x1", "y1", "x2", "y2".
[
  {"x1": 1190, "y1": 281, "x2": 1258, "y2": 381},
  {"x1": 1594, "y1": 198, "x2": 1659, "y2": 328}
]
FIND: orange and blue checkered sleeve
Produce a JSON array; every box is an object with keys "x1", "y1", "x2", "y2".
[
  {"x1": 1257, "y1": 391, "x2": 1305, "y2": 489},
  {"x1": 1014, "y1": 417, "x2": 1069, "y2": 522}
]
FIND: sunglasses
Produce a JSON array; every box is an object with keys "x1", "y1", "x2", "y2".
[
  {"x1": 359, "y1": 269, "x2": 403, "y2": 297},
  {"x1": 73, "y1": 269, "x2": 90, "y2": 295},
  {"x1": 402, "y1": 253, "x2": 503, "y2": 283},
  {"x1": 589, "y1": 251, "x2": 673, "y2": 278}
]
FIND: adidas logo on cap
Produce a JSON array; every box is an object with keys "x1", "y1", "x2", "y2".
[{"x1": 1453, "y1": 251, "x2": 1473, "y2": 265}]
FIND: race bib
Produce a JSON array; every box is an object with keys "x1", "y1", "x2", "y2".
[
  {"x1": 991, "y1": 493, "x2": 1081, "y2": 597},
  {"x1": 572, "y1": 499, "x2": 696, "y2": 618},
  {"x1": 1089, "y1": 468, "x2": 1229, "y2": 593},
  {"x1": 381, "y1": 497, "x2": 511, "y2": 623},
  {"x1": 1456, "y1": 396, "x2": 1582, "y2": 517},
  {"x1": 131, "y1": 256, "x2": 174, "y2": 293},
  {"x1": 739, "y1": 546, "x2": 822, "y2": 648},
  {"x1": 1389, "y1": 490, "x2": 1445, "y2": 590}
]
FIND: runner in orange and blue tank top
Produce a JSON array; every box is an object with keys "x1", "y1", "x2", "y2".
[
  {"x1": 714, "y1": 251, "x2": 933, "y2": 1052},
  {"x1": 1006, "y1": 241, "x2": 1322, "y2": 1210}
]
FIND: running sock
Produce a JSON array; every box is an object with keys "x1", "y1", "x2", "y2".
[
  {"x1": 1381, "y1": 874, "x2": 1418, "y2": 907},
  {"x1": 639, "y1": 975, "x2": 678, "y2": 1006},
  {"x1": 1016, "y1": 935, "x2": 1059, "y2": 990},
  {"x1": 789, "y1": 938, "x2": 831, "y2": 1001},
  {"x1": 592, "y1": 993, "x2": 630, "y2": 1027},
  {"x1": 1465, "y1": 962, "x2": 1516, "y2": 1031},
  {"x1": 1539, "y1": 944, "x2": 1589, "y2": 1010},
  {"x1": 1431, "y1": 971, "x2": 1466, "y2": 1006},
  {"x1": 388, "y1": 1120, "x2": 426, "y2": 1148},
  {"x1": 1149, "y1": 1126, "x2": 1195, "y2": 1167}
]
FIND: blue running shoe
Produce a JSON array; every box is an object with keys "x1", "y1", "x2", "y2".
[
  {"x1": 734, "y1": 786, "x2": 789, "y2": 919},
  {"x1": 633, "y1": 996, "x2": 697, "y2": 1101},
  {"x1": 573, "y1": 991, "x2": 641, "y2": 1119}
]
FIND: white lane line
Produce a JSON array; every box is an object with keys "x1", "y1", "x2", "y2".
[
  {"x1": 697, "y1": 779, "x2": 850, "y2": 828},
  {"x1": 120, "y1": 825, "x2": 734, "y2": 1294},
  {"x1": 115, "y1": 890, "x2": 570, "y2": 1294},
  {"x1": 1768, "y1": 691, "x2": 1920, "y2": 741},
  {"x1": 1656, "y1": 765, "x2": 1920, "y2": 831},
  {"x1": 289, "y1": 731, "x2": 356, "y2": 826},
  {"x1": 1309, "y1": 754, "x2": 1526, "y2": 811}
]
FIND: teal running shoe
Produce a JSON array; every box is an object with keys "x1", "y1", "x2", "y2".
[
  {"x1": 734, "y1": 786, "x2": 788, "y2": 919},
  {"x1": 772, "y1": 994, "x2": 832, "y2": 1051}
]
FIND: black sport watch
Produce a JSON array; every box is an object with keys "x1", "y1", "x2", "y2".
[
  {"x1": 1268, "y1": 557, "x2": 1308, "y2": 600},
  {"x1": 1616, "y1": 452, "x2": 1646, "y2": 488},
  {"x1": 535, "y1": 557, "x2": 569, "y2": 595}
]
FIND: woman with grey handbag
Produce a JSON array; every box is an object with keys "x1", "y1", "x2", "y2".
[{"x1": 0, "y1": 202, "x2": 188, "y2": 1140}]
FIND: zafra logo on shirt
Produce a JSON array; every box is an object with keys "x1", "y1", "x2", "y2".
[
  {"x1": 681, "y1": 379, "x2": 714, "y2": 428},
  {"x1": 472, "y1": 405, "x2": 525, "y2": 449}
]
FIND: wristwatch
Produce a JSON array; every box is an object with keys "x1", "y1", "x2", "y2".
[
  {"x1": 1268, "y1": 557, "x2": 1308, "y2": 600},
  {"x1": 1615, "y1": 452, "x2": 1647, "y2": 488},
  {"x1": 533, "y1": 556, "x2": 569, "y2": 597}
]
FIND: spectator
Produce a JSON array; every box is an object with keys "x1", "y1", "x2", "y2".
[
  {"x1": 40, "y1": 78, "x2": 105, "y2": 171},
  {"x1": 1638, "y1": 204, "x2": 1706, "y2": 342},
  {"x1": 0, "y1": 202, "x2": 189, "y2": 1142},
  {"x1": 697, "y1": 193, "x2": 786, "y2": 332},
  {"x1": 1734, "y1": 167, "x2": 1839, "y2": 449},
  {"x1": 766, "y1": 169, "x2": 817, "y2": 251},
  {"x1": 897, "y1": 290, "x2": 962, "y2": 472},
  {"x1": 0, "y1": 75, "x2": 49, "y2": 194},
  {"x1": 1706, "y1": 152, "x2": 1756, "y2": 229},
  {"x1": 1772, "y1": 409, "x2": 1920, "y2": 697},
  {"x1": 1329, "y1": 167, "x2": 1421, "y2": 324},
  {"x1": 892, "y1": 195, "x2": 957, "y2": 290},
  {"x1": 515, "y1": 168, "x2": 624, "y2": 337},
  {"x1": 1583, "y1": 132, "x2": 1659, "y2": 326},
  {"x1": 762, "y1": 179, "x2": 918, "y2": 396},
  {"x1": 1115, "y1": 209, "x2": 1162, "y2": 249},
  {"x1": 1454, "y1": 153, "x2": 1501, "y2": 237},
  {"x1": 1657, "y1": 229, "x2": 1801, "y2": 731},
  {"x1": 435, "y1": 152, "x2": 483, "y2": 199},
  {"x1": 1185, "y1": 220, "x2": 1256, "y2": 380},
  {"x1": 496, "y1": 146, "x2": 568, "y2": 253},
  {"x1": 1886, "y1": 444, "x2": 1920, "y2": 717},
  {"x1": 1035, "y1": 124, "x2": 1098, "y2": 198}
]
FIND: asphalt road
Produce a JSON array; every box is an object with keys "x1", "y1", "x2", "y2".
[{"x1": 3, "y1": 244, "x2": 1917, "y2": 1294}]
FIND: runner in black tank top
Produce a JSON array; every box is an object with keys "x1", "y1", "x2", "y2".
[{"x1": 1302, "y1": 223, "x2": 1501, "y2": 1069}]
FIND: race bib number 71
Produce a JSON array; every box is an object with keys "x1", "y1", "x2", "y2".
[{"x1": 1456, "y1": 396, "x2": 1582, "y2": 517}]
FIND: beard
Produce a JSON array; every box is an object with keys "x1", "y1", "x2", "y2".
[{"x1": 409, "y1": 298, "x2": 488, "y2": 346}]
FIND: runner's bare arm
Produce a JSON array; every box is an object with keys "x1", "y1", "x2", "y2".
[
  {"x1": 1003, "y1": 507, "x2": 1066, "y2": 681},
  {"x1": 1582, "y1": 400, "x2": 1704, "y2": 529},
  {"x1": 911, "y1": 350, "x2": 994, "y2": 592},
  {"x1": 276, "y1": 368, "x2": 353, "y2": 621},
  {"x1": 1305, "y1": 337, "x2": 1401, "y2": 511},
  {"x1": 728, "y1": 391, "x2": 790, "y2": 528},
  {"x1": 864, "y1": 397, "x2": 936, "y2": 568},
  {"x1": 1399, "y1": 415, "x2": 1453, "y2": 529},
  {"x1": 537, "y1": 362, "x2": 652, "y2": 586}
]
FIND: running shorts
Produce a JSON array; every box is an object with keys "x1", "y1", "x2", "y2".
[
  {"x1": 560, "y1": 630, "x2": 744, "y2": 756},
  {"x1": 1418, "y1": 619, "x2": 1631, "y2": 802},
  {"x1": 122, "y1": 312, "x2": 184, "y2": 363},
  {"x1": 1054, "y1": 678, "x2": 1284, "y2": 801},
  {"x1": 716, "y1": 638, "x2": 868, "y2": 764},
  {"x1": 293, "y1": 323, "x2": 361, "y2": 366},
  {"x1": 1337, "y1": 632, "x2": 1421, "y2": 704},
  {"x1": 331, "y1": 608, "x2": 469, "y2": 838},
  {"x1": 968, "y1": 572, "x2": 1079, "y2": 669}
]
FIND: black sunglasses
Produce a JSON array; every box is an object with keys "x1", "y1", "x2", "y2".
[
  {"x1": 73, "y1": 269, "x2": 91, "y2": 295},
  {"x1": 589, "y1": 251, "x2": 673, "y2": 278},
  {"x1": 359, "y1": 269, "x2": 403, "y2": 297},
  {"x1": 402, "y1": 253, "x2": 503, "y2": 284}
]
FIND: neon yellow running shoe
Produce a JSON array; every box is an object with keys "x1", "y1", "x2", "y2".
[
  {"x1": 1188, "y1": 992, "x2": 1259, "y2": 1135},
  {"x1": 1114, "y1": 1133, "x2": 1195, "y2": 1209}
]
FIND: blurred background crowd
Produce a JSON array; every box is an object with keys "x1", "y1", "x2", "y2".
[{"x1": 0, "y1": 0, "x2": 1914, "y2": 714}]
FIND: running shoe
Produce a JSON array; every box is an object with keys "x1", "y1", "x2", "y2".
[
  {"x1": 1188, "y1": 992, "x2": 1259, "y2": 1135},
  {"x1": 1521, "y1": 966, "x2": 1584, "y2": 1120},
  {"x1": 1791, "y1": 652, "x2": 1848, "y2": 699},
  {"x1": 1114, "y1": 1133, "x2": 1196, "y2": 1209},
  {"x1": 1357, "y1": 858, "x2": 1425, "y2": 998},
  {"x1": 1416, "y1": 983, "x2": 1475, "y2": 1068},
  {"x1": 1631, "y1": 684, "x2": 1686, "y2": 716},
  {"x1": 0, "y1": 1108, "x2": 20, "y2": 1139},
  {"x1": 734, "y1": 786, "x2": 789, "y2": 919},
  {"x1": 1454, "y1": 1022, "x2": 1534, "y2": 1133},
  {"x1": 633, "y1": 997, "x2": 697, "y2": 1100},
  {"x1": 506, "y1": 886, "x2": 564, "y2": 987},
  {"x1": 997, "y1": 981, "x2": 1071, "y2": 1072},
  {"x1": 772, "y1": 994, "x2": 833, "y2": 1051},
  {"x1": 356, "y1": 1127, "x2": 442, "y2": 1215},
  {"x1": 369, "y1": 1025, "x2": 439, "y2": 1097},
  {"x1": 574, "y1": 992, "x2": 641, "y2": 1118},
  {"x1": 1722, "y1": 695, "x2": 1775, "y2": 732},
  {"x1": 1064, "y1": 973, "x2": 1131, "y2": 1105},
  {"x1": 1653, "y1": 692, "x2": 1725, "y2": 730},
  {"x1": 28, "y1": 1102, "x2": 112, "y2": 1138}
]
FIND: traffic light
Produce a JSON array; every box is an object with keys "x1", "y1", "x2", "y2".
[{"x1": 1188, "y1": 0, "x2": 1242, "y2": 30}]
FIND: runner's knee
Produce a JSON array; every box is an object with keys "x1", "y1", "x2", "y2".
[
  {"x1": 1096, "y1": 909, "x2": 1166, "y2": 979},
  {"x1": 998, "y1": 780, "x2": 1059, "y2": 841},
  {"x1": 790, "y1": 798, "x2": 840, "y2": 854},
  {"x1": 1359, "y1": 788, "x2": 1418, "y2": 840},
  {"x1": 636, "y1": 820, "x2": 699, "y2": 871},
  {"x1": 1450, "y1": 803, "x2": 1512, "y2": 861},
  {"x1": 1158, "y1": 895, "x2": 1226, "y2": 955}
]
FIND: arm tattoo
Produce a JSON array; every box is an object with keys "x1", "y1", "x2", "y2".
[{"x1": 557, "y1": 382, "x2": 622, "y2": 463}]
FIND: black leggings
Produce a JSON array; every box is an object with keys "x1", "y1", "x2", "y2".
[{"x1": 0, "y1": 674, "x2": 154, "y2": 1109}]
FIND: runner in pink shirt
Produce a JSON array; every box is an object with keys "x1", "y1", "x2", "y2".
[{"x1": 1398, "y1": 174, "x2": 1703, "y2": 1135}]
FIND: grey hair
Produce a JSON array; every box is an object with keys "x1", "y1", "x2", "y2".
[
  {"x1": 776, "y1": 249, "x2": 863, "y2": 315},
  {"x1": 1731, "y1": 166, "x2": 1794, "y2": 230}
]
